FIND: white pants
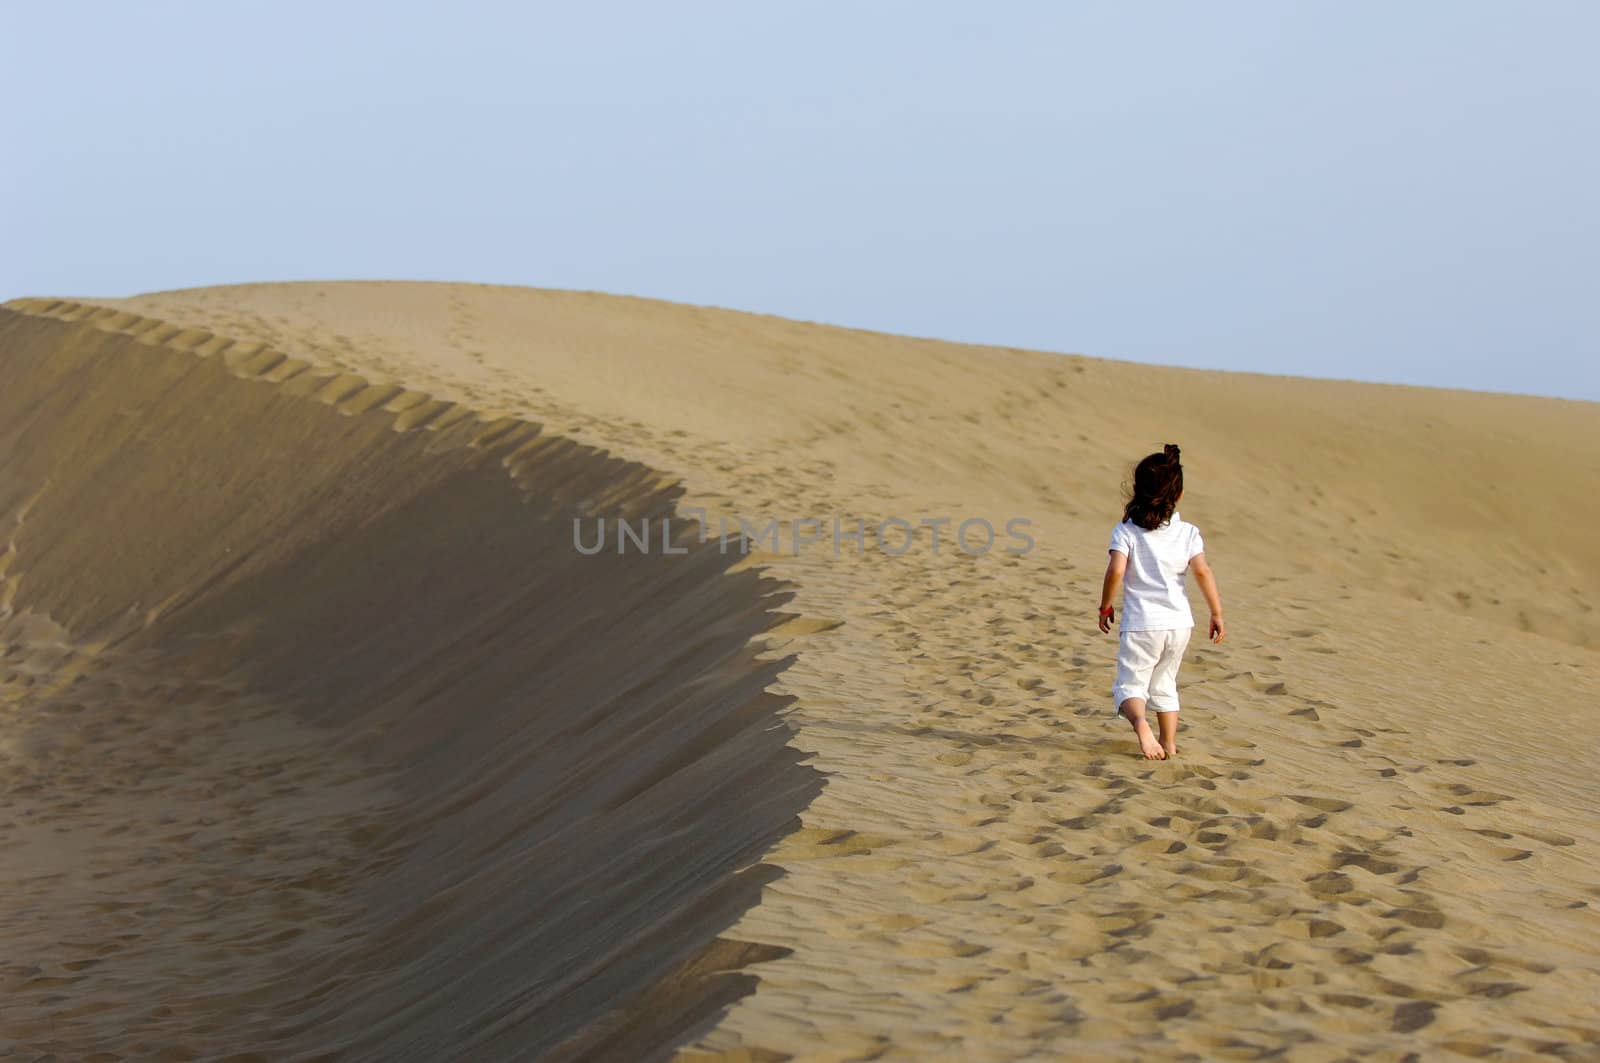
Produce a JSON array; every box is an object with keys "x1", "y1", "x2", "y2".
[{"x1": 1112, "y1": 626, "x2": 1192, "y2": 715}]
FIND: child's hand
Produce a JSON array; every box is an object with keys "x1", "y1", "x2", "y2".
[
  {"x1": 1098, "y1": 607, "x2": 1114, "y2": 634},
  {"x1": 1209, "y1": 614, "x2": 1226, "y2": 643}
]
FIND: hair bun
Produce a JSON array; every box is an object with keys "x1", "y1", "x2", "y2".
[{"x1": 1163, "y1": 443, "x2": 1181, "y2": 462}]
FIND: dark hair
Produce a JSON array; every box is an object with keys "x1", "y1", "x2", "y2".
[{"x1": 1122, "y1": 444, "x2": 1183, "y2": 530}]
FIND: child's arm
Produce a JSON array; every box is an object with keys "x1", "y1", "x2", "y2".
[
  {"x1": 1098, "y1": 550, "x2": 1127, "y2": 633},
  {"x1": 1190, "y1": 553, "x2": 1226, "y2": 643}
]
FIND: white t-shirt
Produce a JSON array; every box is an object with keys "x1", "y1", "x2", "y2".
[{"x1": 1108, "y1": 511, "x2": 1204, "y2": 631}]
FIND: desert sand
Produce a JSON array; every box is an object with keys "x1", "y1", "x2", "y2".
[{"x1": 0, "y1": 282, "x2": 1595, "y2": 1061}]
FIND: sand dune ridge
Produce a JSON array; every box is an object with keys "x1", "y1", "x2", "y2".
[{"x1": 0, "y1": 299, "x2": 821, "y2": 1060}]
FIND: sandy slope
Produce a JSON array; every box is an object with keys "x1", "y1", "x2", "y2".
[{"x1": 2, "y1": 282, "x2": 1597, "y2": 1061}]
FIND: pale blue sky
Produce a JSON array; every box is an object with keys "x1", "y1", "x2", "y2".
[{"x1": 5, "y1": 2, "x2": 1597, "y2": 399}]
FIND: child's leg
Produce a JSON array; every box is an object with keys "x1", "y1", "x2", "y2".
[
  {"x1": 1119, "y1": 697, "x2": 1166, "y2": 760},
  {"x1": 1147, "y1": 628, "x2": 1193, "y2": 758},
  {"x1": 1155, "y1": 710, "x2": 1179, "y2": 758},
  {"x1": 1113, "y1": 631, "x2": 1166, "y2": 760}
]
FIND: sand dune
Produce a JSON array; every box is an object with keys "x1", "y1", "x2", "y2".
[{"x1": 1, "y1": 284, "x2": 1596, "y2": 1060}]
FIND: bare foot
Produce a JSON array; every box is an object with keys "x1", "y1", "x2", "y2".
[
  {"x1": 1162, "y1": 740, "x2": 1178, "y2": 759},
  {"x1": 1135, "y1": 721, "x2": 1167, "y2": 760}
]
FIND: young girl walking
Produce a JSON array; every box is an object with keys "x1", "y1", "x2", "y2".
[{"x1": 1097, "y1": 444, "x2": 1225, "y2": 759}]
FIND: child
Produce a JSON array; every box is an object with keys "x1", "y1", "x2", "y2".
[{"x1": 1097, "y1": 444, "x2": 1225, "y2": 759}]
